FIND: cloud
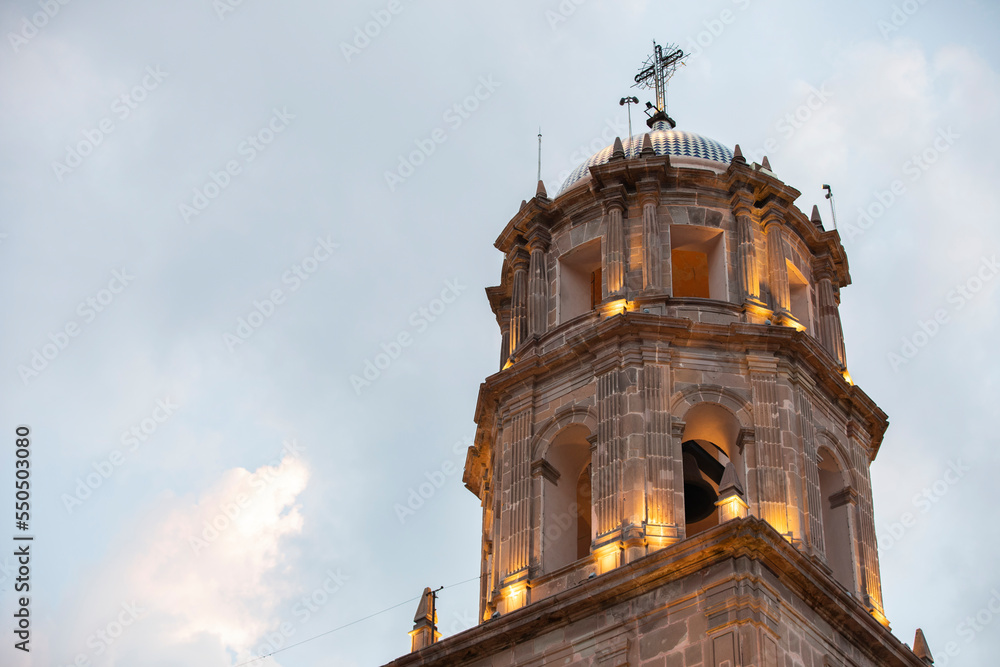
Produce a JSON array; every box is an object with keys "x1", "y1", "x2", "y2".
[{"x1": 49, "y1": 451, "x2": 308, "y2": 666}]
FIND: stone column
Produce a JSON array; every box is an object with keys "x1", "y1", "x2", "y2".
[
  {"x1": 496, "y1": 303, "x2": 510, "y2": 369},
  {"x1": 796, "y1": 379, "x2": 825, "y2": 559},
  {"x1": 817, "y1": 272, "x2": 847, "y2": 366},
  {"x1": 604, "y1": 200, "x2": 626, "y2": 297},
  {"x1": 847, "y1": 421, "x2": 888, "y2": 625},
  {"x1": 764, "y1": 216, "x2": 790, "y2": 316},
  {"x1": 639, "y1": 184, "x2": 663, "y2": 291},
  {"x1": 644, "y1": 361, "x2": 681, "y2": 548},
  {"x1": 498, "y1": 406, "x2": 533, "y2": 613},
  {"x1": 526, "y1": 228, "x2": 550, "y2": 338},
  {"x1": 507, "y1": 247, "x2": 529, "y2": 358},
  {"x1": 732, "y1": 193, "x2": 762, "y2": 304},
  {"x1": 594, "y1": 368, "x2": 623, "y2": 540},
  {"x1": 747, "y1": 352, "x2": 790, "y2": 536}
]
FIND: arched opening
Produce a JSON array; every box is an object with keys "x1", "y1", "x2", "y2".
[
  {"x1": 681, "y1": 403, "x2": 743, "y2": 538},
  {"x1": 541, "y1": 425, "x2": 593, "y2": 572},
  {"x1": 818, "y1": 448, "x2": 855, "y2": 591}
]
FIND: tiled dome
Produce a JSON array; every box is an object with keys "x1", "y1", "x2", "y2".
[{"x1": 557, "y1": 120, "x2": 734, "y2": 195}]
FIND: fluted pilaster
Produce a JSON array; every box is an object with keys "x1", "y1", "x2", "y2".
[
  {"x1": 507, "y1": 248, "x2": 529, "y2": 358},
  {"x1": 526, "y1": 229, "x2": 550, "y2": 338},
  {"x1": 604, "y1": 201, "x2": 626, "y2": 296},
  {"x1": 765, "y1": 218, "x2": 791, "y2": 315}
]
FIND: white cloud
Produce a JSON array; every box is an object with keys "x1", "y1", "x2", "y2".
[{"x1": 48, "y1": 453, "x2": 308, "y2": 666}]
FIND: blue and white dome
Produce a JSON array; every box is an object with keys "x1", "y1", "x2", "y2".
[{"x1": 557, "y1": 120, "x2": 734, "y2": 195}]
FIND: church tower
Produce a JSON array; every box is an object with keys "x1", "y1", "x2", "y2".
[{"x1": 386, "y1": 45, "x2": 932, "y2": 667}]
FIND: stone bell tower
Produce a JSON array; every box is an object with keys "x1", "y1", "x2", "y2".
[{"x1": 385, "y1": 47, "x2": 933, "y2": 667}]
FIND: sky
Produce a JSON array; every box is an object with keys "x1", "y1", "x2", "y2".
[{"x1": 0, "y1": 1, "x2": 998, "y2": 665}]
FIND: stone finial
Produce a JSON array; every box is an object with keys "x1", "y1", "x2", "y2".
[
  {"x1": 913, "y1": 628, "x2": 934, "y2": 665},
  {"x1": 640, "y1": 132, "x2": 655, "y2": 157},
  {"x1": 520, "y1": 199, "x2": 527, "y2": 210},
  {"x1": 733, "y1": 144, "x2": 747, "y2": 164},
  {"x1": 611, "y1": 136, "x2": 626, "y2": 160},
  {"x1": 716, "y1": 462, "x2": 749, "y2": 522},
  {"x1": 410, "y1": 587, "x2": 439, "y2": 652},
  {"x1": 536, "y1": 179, "x2": 548, "y2": 199},
  {"x1": 811, "y1": 205, "x2": 824, "y2": 229},
  {"x1": 762, "y1": 155, "x2": 773, "y2": 171},
  {"x1": 718, "y1": 461, "x2": 745, "y2": 498}
]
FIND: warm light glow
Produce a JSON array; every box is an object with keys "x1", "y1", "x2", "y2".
[
  {"x1": 501, "y1": 581, "x2": 529, "y2": 613},
  {"x1": 594, "y1": 543, "x2": 620, "y2": 575},
  {"x1": 603, "y1": 298, "x2": 630, "y2": 317},
  {"x1": 842, "y1": 369, "x2": 853, "y2": 385},
  {"x1": 715, "y1": 493, "x2": 749, "y2": 522}
]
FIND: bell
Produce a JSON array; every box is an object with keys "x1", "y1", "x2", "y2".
[{"x1": 683, "y1": 451, "x2": 719, "y2": 523}]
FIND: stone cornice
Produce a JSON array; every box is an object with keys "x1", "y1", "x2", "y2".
[
  {"x1": 470, "y1": 312, "x2": 887, "y2": 466},
  {"x1": 381, "y1": 518, "x2": 924, "y2": 667}
]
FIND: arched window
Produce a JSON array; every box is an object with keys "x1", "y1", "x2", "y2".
[
  {"x1": 818, "y1": 447, "x2": 855, "y2": 591},
  {"x1": 681, "y1": 403, "x2": 743, "y2": 538},
  {"x1": 540, "y1": 425, "x2": 593, "y2": 572}
]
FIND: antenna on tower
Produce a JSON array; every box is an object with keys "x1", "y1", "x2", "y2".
[
  {"x1": 632, "y1": 40, "x2": 688, "y2": 128},
  {"x1": 823, "y1": 184, "x2": 839, "y2": 230},
  {"x1": 537, "y1": 127, "x2": 542, "y2": 184}
]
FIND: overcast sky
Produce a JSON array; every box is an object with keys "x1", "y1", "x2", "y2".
[{"x1": 1, "y1": 1, "x2": 998, "y2": 665}]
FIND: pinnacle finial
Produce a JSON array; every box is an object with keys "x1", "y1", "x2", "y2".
[
  {"x1": 761, "y1": 155, "x2": 772, "y2": 171},
  {"x1": 640, "y1": 133, "x2": 655, "y2": 157},
  {"x1": 913, "y1": 629, "x2": 934, "y2": 664},
  {"x1": 718, "y1": 462, "x2": 745, "y2": 498},
  {"x1": 810, "y1": 204, "x2": 823, "y2": 229},
  {"x1": 611, "y1": 136, "x2": 625, "y2": 160},
  {"x1": 733, "y1": 144, "x2": 746, "y2": 164},
  {"x1": 536, "y1": 179, "x2": 548, "y2": 198}
]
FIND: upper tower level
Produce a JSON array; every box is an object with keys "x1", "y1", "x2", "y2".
[{"x1": 461, "y1": 50, "x2": 892, "y2": 655}]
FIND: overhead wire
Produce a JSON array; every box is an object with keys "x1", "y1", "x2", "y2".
[{"x1": 233, "y1": 574, "x2": 480, "y2": 666}]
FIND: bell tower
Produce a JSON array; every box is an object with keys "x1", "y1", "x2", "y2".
[{"x1": 387, "y1": 47, "x2": 933, "y2": 667}]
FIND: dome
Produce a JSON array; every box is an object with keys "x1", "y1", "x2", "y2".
[{"x1": 557, "y1": 120, "x2": 734, "y2": 195}]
